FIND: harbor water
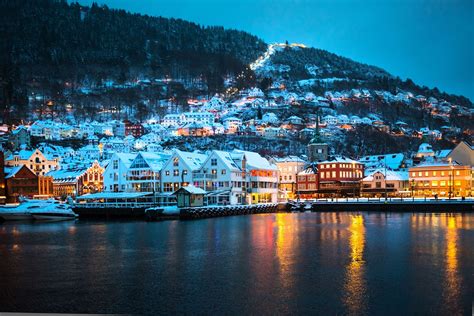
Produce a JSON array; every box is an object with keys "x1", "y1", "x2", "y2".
[{"x1": 0, "y1": 212, "x2": 473, "y2": 314}]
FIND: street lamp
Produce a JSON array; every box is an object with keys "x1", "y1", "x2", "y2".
[
  {"x1": 352, "y1": 162, "x2": 356, "y2": 199},
  {"x1": 448, "y1": 157, "x2": 453, "y2": 199}
]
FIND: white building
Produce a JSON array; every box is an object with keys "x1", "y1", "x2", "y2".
[
  {"x1": 162, "y1": 114, "x2": 184, "y2": 127},
  {"x1": 127, "y1": 152, "x2": 171, "y2": 193},
  {"x1": 262, "y1": 112, "x2": 279, "y2": 124},
  {"x1": 5, "y1": 149, "x2": 59, "y2": 176},
  {"x1": 223, "y1": 117, "x2": 242, "y2": 133},
  {"x1": 232, "y1": 150, "x2": 279, "y2": 204},
  {"x1": 193, "y1": 150, "x2": 246, "y2": 205},
  {"x1": 104, "y1": 153, "x2": 137, "y2": 192},
  {"x1": 183, "y1": 112, "x2": 215, "y2": 125},
  {"x1": 361, "y1": 169, "x2": 409, "y2": 197},
  {"x1": 161, "y1": 150, "x2": 207, "y2": 193},
  {"x1": 323, "y1": 115, "x2": 338, "y2": 125}
]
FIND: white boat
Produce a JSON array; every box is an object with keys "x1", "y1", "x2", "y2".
[
  {"x1": 0, "y1": 202, "x2": 45, "y2": 221},
  {"x1": 0, "y1": 199, "x2": 77, "y2": 222},
  {"x1": 0, "y1": 208, "x2": 34, "y2": 221},
  {"x1": 30, "y1": 203, "x2": 78, "y2": 221}
]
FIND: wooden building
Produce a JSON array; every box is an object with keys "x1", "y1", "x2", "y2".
[
  {"x1": 173, "y1": 185, "x2": 206, "y2": 208},
  {"x1": 317, "y1": 157, "x2": 364, "y2": 197},
  {"x1": 5, "y1": 165, "x2": 38, "y2": 203},
  {"x1": 296, "y1": 165, "x2": 319, "y2": 199},
  {"x1": 47, "y1": 161, "x2": 104, "y2": 198}
]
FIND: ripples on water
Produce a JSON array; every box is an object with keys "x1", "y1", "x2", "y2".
[{"x1": 0, "y1": 213, "x2": 473, "y2": 315}]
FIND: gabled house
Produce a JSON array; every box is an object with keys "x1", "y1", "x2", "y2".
[
  {"x1": 447, "y1": 141, "x2": 473, "y2": 167},
  {"x1": 127, "y1": 152, "x2": 170, "y2": 193},
  {"x1": 232, "y1": 150, "x2": 278, "y2": 204},
  {"x1": 193, "y1": 150, "x2": 246, "y2": 205},
  {"x1": 161, "y1": 150, "x2": 207, "y2": 193},
  {"x1": 5, "y1": 149, "x2": 59, "y2": 176},
  {"x1": 4, "y1": 165, "x2": 38, "y2": 202},
  {"x1": 104, "y1": 153, "x2": 137, "y2": 192},
  {"x1": 361, "y1": 169, "x2": 409, "y2": 197}
]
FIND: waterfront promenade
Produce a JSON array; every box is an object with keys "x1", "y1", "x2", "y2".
[{"x1": 70, "y1": 198, "x2": 474, "y2": 220}]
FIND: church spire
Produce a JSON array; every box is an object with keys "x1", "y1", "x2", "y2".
[{"x1": 310, "y1": 111, "x2": 323, "y2": 144}]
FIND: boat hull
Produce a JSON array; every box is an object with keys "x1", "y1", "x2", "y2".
[
  {"x1": 0, "y1": 213, "x2": 34, "y2": 221},
  {"x1": 32, "y1": 213, "x2": 77, "y2": 221}
]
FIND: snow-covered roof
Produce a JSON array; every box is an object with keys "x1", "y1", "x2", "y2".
[
  {"x1": 412, "y1": 161, "x2": 462, "y2": 168},
  {"x1": 319, "y1": 156, "x2": 360, "y2": 165},
  {"x1": 358, "y1": 153, "x2": 404, "y2": 170},
  {"x1": 6, "y1": 149, "x2": 35, "y2": 161},
  {"x1": 233, "y1": 150, "x2": 277, "y2": 171},
  {"x1": 173, "y1": 185, "x2": 206, "y2": 195},
  {"x1": 47, "y1": 168, "x2": 86, "y2": 180},
  {"x1": 114, "y1": 153, "x2": 138, "y2": 168},
  {"x1": 175, "y1": 150, "x2": 207, "y2": 171},
  {"x1": 271, "y1": 156, "x2": 306, "y2": 163},
  {"x1": 212, "y1": 150, "x2": 241, "y2": 171},
  {"x1": 5, "y1": 166, "x2": 24, "y2": 179},
  {"x1": 139, "y1": 152, "x2": 170, "y2": 172},
  {"x1": 418, "y1": 143, "x2": 434, "y2": 154},
  {"x1": 436, "y1": 149, "x2": 452, "y2": 159},
  {"x1": 362, "y1": 169, "x2": 408, "y2": 182},
  {"x1": 298, "y1": 167, "x2": 317, "y2": 175}
]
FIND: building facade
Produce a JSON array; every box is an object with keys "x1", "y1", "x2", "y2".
[
  {"x1": 5, "y1": 149, "x2": 59, "y2": 176},
  {"x1": 297, "y1": 165, "x2": 319, "y2": 199},
  {"x1": 5, "y1": 165, "x2": 38, "y2": 202},
  {"x1": 270, "y1": 156, "x2": 306, "y2": 201},
  {"x1": 317, "y1": 157, "x2": 364, "y2": 197},
  {"x1": 361, "y1": 169, "x2": 410, "y2": 197},
  {"x1": 409, "y1": 163, "x2": 472, "y2": 197}
]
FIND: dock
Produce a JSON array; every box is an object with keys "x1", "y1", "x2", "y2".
[
  {"x1": 71, "y1": 197, "x2": 473, "y2": 220},
  {"x1": 290, "y1": 198, "x2": 474, "y2": 212},
  {"x1": 179, "y1": 203, "x2": 284, "y2": 220}
]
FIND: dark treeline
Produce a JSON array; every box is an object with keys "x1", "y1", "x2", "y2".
[{"x1": 0, "y1": 0, "x2": 266, "y2": 122}]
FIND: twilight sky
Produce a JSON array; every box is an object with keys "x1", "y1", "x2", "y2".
[{"x1": 78, "y1": 0, "x2": 473, "y2": 100}]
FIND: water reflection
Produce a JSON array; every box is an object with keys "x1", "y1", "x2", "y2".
[
  {"x1": 444, "y1": 216, "x2": 461, "y2": 313},
  {"x1": 0, "y1": 213, "x2": 472, "y2": 315},
  {"x1": 275, "y1": 214, "x2": 298, "y2": 291},
  {"x1": 343, "y1": 214, "x2": 367, "y2": 315}
]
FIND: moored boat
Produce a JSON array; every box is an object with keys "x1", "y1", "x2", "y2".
[
  {"x1": 0, "y1": 199, "x2": 77, "y2": 222},
  {"x1": 30, "y1": 204, "x2": 78, "y2": 221}
]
